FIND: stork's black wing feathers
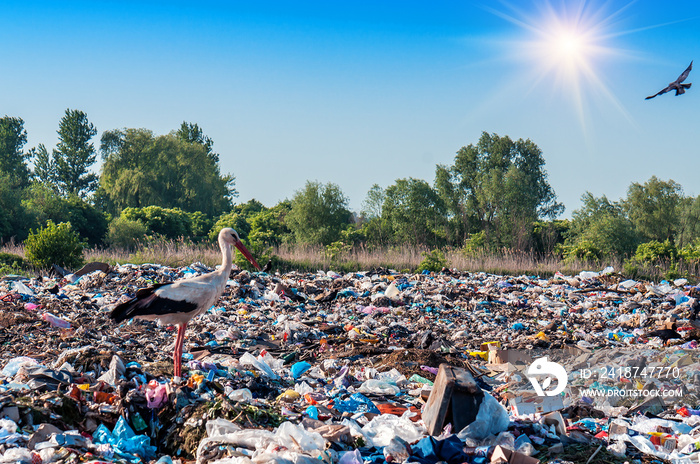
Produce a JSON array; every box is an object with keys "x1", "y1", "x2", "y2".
[
  {"x1": 110, "y1": 282, "x2": 197, "y2": 322},
  {"x1": 134, "y1": 282, "x2": 169, "y2": 298}
]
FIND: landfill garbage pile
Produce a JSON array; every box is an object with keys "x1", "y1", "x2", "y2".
[{"x1": 2, "y1": 263, "x2": 700, "y2": 463}]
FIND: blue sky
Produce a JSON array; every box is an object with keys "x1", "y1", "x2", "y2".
[{"x1": 3, "y1": 0, "x2": 700, "y2": 217}]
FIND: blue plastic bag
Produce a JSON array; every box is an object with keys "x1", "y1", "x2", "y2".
[{"x1": 291, "y1": 361, "x2": 311, "y2": 379}]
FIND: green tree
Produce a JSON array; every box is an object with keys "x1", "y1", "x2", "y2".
[
  {"x1": 23, "y1": 184, "x2": 108, "y2": 245},
  {"x1": 382, "y1": 177, "x2": 447, "y2": 247},
  {"x1": 30, "y1": 144, "x2": 57, "y2": 190},
  {"x1": 100, "y1": 128, "x2": 235, "y2": 216},
  {"x1": 623, "y1": 176, "x2": 682, "y2": 243},
  {"x1": 285, "y1": 181, "x2": 352, "y2": 245},
  {"x1": 359, "y1": 184, "x2": 390, "y2": 247},
  {"x1": 233, "y1": 199, "x2": 266, "y2": 218},
  {"x1": 635, "y1": 240, "x2": 676, "y2": 264},
  {"x1": 563, "y1": 192, "x2": 639, "y2": 259},
  {"x1": 121, "y1": 206, "x2": 193, "y2": 239},
  {"x1": 361, "y1": 184, "x2": 385, "y2": 219},
  {"x1": 248, "y1": 209, "x2": 290, "y2": 247},
  {"x1": 53, "y1": 109, "x2": 98, "y2": 198},
  {"x1": 0, "y1": 173, "x2": 31, "y2": 241},
  {"x1": 436, "y1": 132, "x2": 563, "y2": 249},
  {"x1": 175, "y1": 121, "x2": 237, "y2": 196},
  {"x1": 209, "y1": 211, "x2": 251, "y2": 241},
  {"x1": 0, "y1": 116, "x2": 31, "y2": 187},
  {"x1": 678, "y1": 195, "x2": 700, "y2": 247}
]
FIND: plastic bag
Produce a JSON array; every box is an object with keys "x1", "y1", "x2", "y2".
[
  {"x1": 0, "y1": 448, "x2": 34, "y2": 464},
  {"x1": 207, "y1": 418, "x2": 242, "y2": 437},
  {"x1": 240, "y1": 352, "x2": 279, "y2": 379},
  {"x1": 457, "y1": 393, "x2": 510, "y2": 440},
  {"x1": 275, "y1": 421, "x2": 326, "y2": 452},
  {"x1": 333, "y1": 393, "x2": 380, "y2": 414},
  {"x1": 358, "y1": 379, "x2": 400, "y2": 396},
  {"x1": 92, "y1": 416, "x2": 156, "y2": 460},
  {"x1": 361, "y1": 411, "x2": 425, "y2": 448},
  {"x1": 291, "y1": 362, "x2": 312, "y2": 379},
  {"x1": 338, "y1": 449, "x2": 363, "y2": 464},
  {"x1": 1, "y1": 357, "x2": 38, "y2": 378},
  {"x1": 228, "y1": 388, "x2": 253, "y2": 402},
  {"x1": 383, "y1": 436, "x2": 411, "y2": 462},
  {"x1": 607, "y1": 441, "x2": 626, "y2": 458}
]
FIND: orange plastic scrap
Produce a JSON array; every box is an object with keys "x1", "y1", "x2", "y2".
[
  {"x1": 376, "y1": 402, "x2": 422, "y2": 422},
  {"x1": 94, "y1": 391, "x2": 118, "y2": 405}
]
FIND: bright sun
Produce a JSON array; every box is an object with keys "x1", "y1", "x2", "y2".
[
  {"x1": 556, "y1": 33, "x2": 583, "y2": 58},
  {"x1": 489, "y1": 0, "x2": 632, "y2": 128}
]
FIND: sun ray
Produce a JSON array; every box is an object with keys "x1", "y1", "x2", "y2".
[{"x1": 482, "y1": 0, "x2": 643, "y2": 135}]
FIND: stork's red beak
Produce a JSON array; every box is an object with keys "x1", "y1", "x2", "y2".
[{"x1": 235, "y1": 241, "x2": 261, "y2": 271}]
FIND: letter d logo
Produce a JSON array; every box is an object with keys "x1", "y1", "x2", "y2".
[{"x1": 527, "y1": 356, "x2": 568, "y2": 396}]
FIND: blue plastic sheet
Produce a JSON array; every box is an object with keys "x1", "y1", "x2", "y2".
[{"x1": 332, "y1": 392, "x2": 380, "y2": 414}]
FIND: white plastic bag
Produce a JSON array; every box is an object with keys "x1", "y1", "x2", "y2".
[
  {"x1": 240, "y1": 352, "x2": 279, "y2": 379},
  {"x1": 457, "y1": 392, "x2": 510, "y2": 440},
  {"x1": 361, "y1": 411, "x2": 425, "y2": 448}
]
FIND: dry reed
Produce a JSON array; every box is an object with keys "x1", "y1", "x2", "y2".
[{"x1": 2, "y1": 239, "x2": 694, "y2": 282}]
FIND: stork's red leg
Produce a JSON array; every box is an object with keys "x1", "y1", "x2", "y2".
[{"x1": 173, "y1": 323, "x2": 187, "y2": 379}]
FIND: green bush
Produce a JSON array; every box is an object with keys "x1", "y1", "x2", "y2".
[
  {"x1": 248, "y1": 210, "x2": 290, "y2": 247},
  {"x1": 106, "y1": 216, "x2": 148, "y2": 249},
  {"x1": 189, "y1": 211, "x2": 213, "y2": 241},
  {"x1": 0, "y1": 252, "x2": 27, "y2": 275},
  {"x1": 209, "y1": 212, "x2": 251, "y2": 241},
  {"x1": 462, "y1": 231, "x2": 486, "y2": 257},
  {"x1": 121, "y1": 206, "x2": 193, "y2": 239},
  {"x1": 24, "y1": 221, "x2": 85, "y2": 270},
  {"x1": 562, "y1": 239, "x2": 602, "y2": 262},
  {"x1": 324, "y1": 241, "x2": 351, "y2": 262},
  {"x1": 678, "y1": 240, "x2": 700, "y2": 262},
  {"x1": 0, "y1": 252, "x2": 26, "y2": 268},
  {"x1": 635, "y1": 240, "x2": 676, "y2": 264},
  {"x1": 416, "y1": 249, "x2": 448, "y2": 273}
]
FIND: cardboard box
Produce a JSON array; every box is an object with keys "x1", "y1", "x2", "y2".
[
  {"x1": 490, "y1": 445, "x2": 539, "y2": 464},
  {"x1": 509, "y1": 393, "x2": 564, "y2": 415},
  {"x1": 481, "y1": 341, "x2": 502, "y2": 351},
  {"x1": 488, "y1": 350, "x2": 533, "y2": 366}
]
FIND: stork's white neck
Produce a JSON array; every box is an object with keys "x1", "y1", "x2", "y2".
[{"x1": 219, "y1": 235, "x2": 233, "y2": 277}]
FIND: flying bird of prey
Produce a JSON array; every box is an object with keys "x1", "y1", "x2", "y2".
[{"x1": 646, "y1": 61, "x2": 693, "y2": 100}]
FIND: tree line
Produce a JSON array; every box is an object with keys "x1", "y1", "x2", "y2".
[{"x1": 2, "y1": 110, "x2": 699, "y2": 271}]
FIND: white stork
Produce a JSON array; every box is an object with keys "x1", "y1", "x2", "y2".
[{"x1": 110, "y1": 228, "x2": 261, "y2": 379}]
